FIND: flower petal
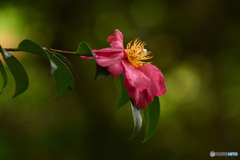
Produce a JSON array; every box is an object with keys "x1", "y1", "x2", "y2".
[
  {"x1": 139, "y1": 64, "x2": 167, "y2": 97},
  {"x1": 110, "y1": 41, "x2": 123, "y2": 48},
  {"x1": 92, "y1": 48, "x2": 123, "y2": 57},
  {"x1": 95, "y1": 55, "x2": 122, "y2": 67},
  {"x1": 146, "y1": 88, "x2": 154, "y2": 104},
  {"x1": 107, "y1": 29, "x2": 124, "y2": 48},
  {"x1": 107, "y1": 62, "x2": 124, "y2": 77},
  {"x1": 127, "y1": 87, "x2": 148, "y2": 109},
  {"x1": 80, "y1": 55, "x2": 93, "y2": 59},
  {"x1": 122, "y1": 61, "x2": 150, "y2": 91},
  {"x1": 93, "y1": 48, "x2": 124, "y2": 67},
  {"x1": 127, "y1": 87, "x2": 139, "y2": 106},
  {"x1": 137, "y1": 90, "x2": 148, "y2": 109}
]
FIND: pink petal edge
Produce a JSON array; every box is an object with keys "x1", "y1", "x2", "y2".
[
  {"x1": 107, "y1": 29, "x2": 124, "y2": 49},
  {"x1": 122, "y1": 61, "x2": 150, "y2": 91}
]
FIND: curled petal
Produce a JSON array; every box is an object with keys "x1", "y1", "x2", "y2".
[
  {"x1": 107, "y1": 62, "x2": 124, "y2": 77},
  {"x1": 137, "y1": 90, "x2": 148, "y2": 109},
  {"x1": 93, "y1": 48, "x2": 124, "y2": 67},
  {"x1": 127, "y1": 87, "x2": 149, "y2": 109},
  {"x1": 92, "y1": 48, "x2": 123, "y2": 57},
  {"x1": 122, "y1": 61, "x2": 150, "y2": 91},
  {"x1": 139, "y1": 64, "x2": 167, "y2": 97},
  {"x1": 146, "y1": 88, "x2": 154, "y2": 104},
  {"x1": 107, "y1": 29, "x2": 124, "y2": 48},
  {"x1": 110, "y1": 41, "x2": 123, "y2": 48},
  {"x1": 80, "y1": 55, "x2": 93, "y2": 59},
  {"x1": 95, "y1": 55, "x2": 122, "y2": 67},
  {"x1": 127, "y1": 87, "x2": 139, "y2": 106}
]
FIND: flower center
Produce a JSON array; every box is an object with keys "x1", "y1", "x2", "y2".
[{"x1": 126, "y1": 38, "x2": 152, "y2": 68}]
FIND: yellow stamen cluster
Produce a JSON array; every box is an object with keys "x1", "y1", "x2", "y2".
[{"x1": 126, "y1": 38, "x2": 152, "y2": 68}]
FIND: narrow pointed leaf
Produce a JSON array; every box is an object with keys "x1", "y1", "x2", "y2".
[
  {"x1": 49, "y1": 54, "x2": 74, "y2": 97},
  {"x1": 0, "y1": 46, "x2": 28, "y2": 97},
  {"x1": 114, "y1": 74, "x2": 129, "y2": 109},
  {"x1": 95, "y1": 64, "x2": 109, "y2": 80},
  {"x1": 0, "y1": 59, "x2": 7, "y2": 93},
  {"x1": 18, "y1": 39, "x2": 57, "y2": 74},
  {"x1": 76, "y1": 41, "x2": 93, "y2": 57},
  {"x1": 142, "y1": 96, "x2": 160, "y2": 143},
  {"x1": 129, "y1": 102, "x2": 142, "y2": 140}
]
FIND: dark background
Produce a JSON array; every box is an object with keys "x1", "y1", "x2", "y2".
[{"x1": 0, "y1": 0, "x2": 240, "y2": 159}]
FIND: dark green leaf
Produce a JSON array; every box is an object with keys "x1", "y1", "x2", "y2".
[
  {"x1": 18, "y1": 39, "x2": 49, "y2": 59},
  {"x1": 0, "y1": 59, "x2": 7, "y2": 93},
  {"x1": 0, "y1": 46, "x2": 28, "y2": 97},
  {"x1": 18, "y1": 39, "x2": 57, "y2": 74},
  {"x1": 142, "y1": 96, "x2": 160, "y2": 143},
  {"x1": 129, "y1": 102, "x2": 142, "y2": 140},
  {"x1": 55, "y1": 54, "x2": 72, "y2": 69},
  {"x1": 76, "y1": 41, "x2": 93, "y2": 57},
  {"x1": 55, "y1": 53, "x2": 83, "y2": 82},
  {"x1": 114, "y1": 74, "x2": 129, "y2": 109},
  {"x1": 49, "y1": 54, "x2": 74, "y2": 97},
  {"x1": 95, "y1": 64, "x2": 109, "y2": 80}
]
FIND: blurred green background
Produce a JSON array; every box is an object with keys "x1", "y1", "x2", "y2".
[{"x1": 0, "y1": 0, "x2": 240, "y2": 159}]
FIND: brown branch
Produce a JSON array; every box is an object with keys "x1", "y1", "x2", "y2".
[
  {"x1": 4, "y1": 48, "x2": 75, "y2": 55},
  {"x1": 4, "y1": 48, "x2": 21, "y2": 52},
  {"x1": 47, "y1": 48, "x2": 74, "y2": 55}
]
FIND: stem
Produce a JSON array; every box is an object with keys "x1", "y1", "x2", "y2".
[
  {"x1": 4, "y1": 48, "x2": 75, "y2": 55},
  {"x1": 47, "y1": 48, "x2": 74, "y2": 55},
  {"x1": 4, "y1": 48, "x2": 20, "y2": 52}
]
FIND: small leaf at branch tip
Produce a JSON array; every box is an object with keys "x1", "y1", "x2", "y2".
[{"x1": 77, "y1": 41, "x2": 93, "y2": 57}]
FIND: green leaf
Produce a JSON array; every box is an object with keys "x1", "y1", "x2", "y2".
[
  {"x1": 0, "y1": 46, "x2": 28, "y2": 97},
  {"x1": 55, "y1": 53, "x2": 75, "y2": 74},
  {"x1": 18, "y1": 39, "x2": 49, "y2": 59},
  {"x1": 76, "y1": 41, "x2": 93, "y2": 57},
  {"x1": 0, "y1": 59, "x2": 7, "y2": 93},
  {"x1": 18, "y1": 39, "x2": 57, "y2": 74},
  {"x1": 55, "y1": 53, "x2": 82, "y2": 81},
  {"x1": 55, "y1": 53, "x2": 72, "y2": 69},
  {"x1": 95, "y1": 64, "x2": 109, "y2": 80},
  {"x1": 49, "y1": 54, "x2": 74, "y2": 97},
  {"x1": 114, "y1": 74, "x2": 129, "y2": 109},
  {"x1": 129, "y1": 102, "x2": 142, "y2": 140},
  {"x1": 142, "y1": 96, "x2": 160, "y2": 143}
]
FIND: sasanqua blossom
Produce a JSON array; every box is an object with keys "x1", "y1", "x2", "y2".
[{"x1": 92, "y1": 29, "x2": 166, "y2": 109}]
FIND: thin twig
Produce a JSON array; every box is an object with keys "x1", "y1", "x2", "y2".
[{"x1": 4, "y1": 48, "x2": 75, "y2": 55}]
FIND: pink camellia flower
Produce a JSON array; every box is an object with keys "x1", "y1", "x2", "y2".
[{"x1": 92, "y1": 29, "x2": 166, "y2": 109}]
